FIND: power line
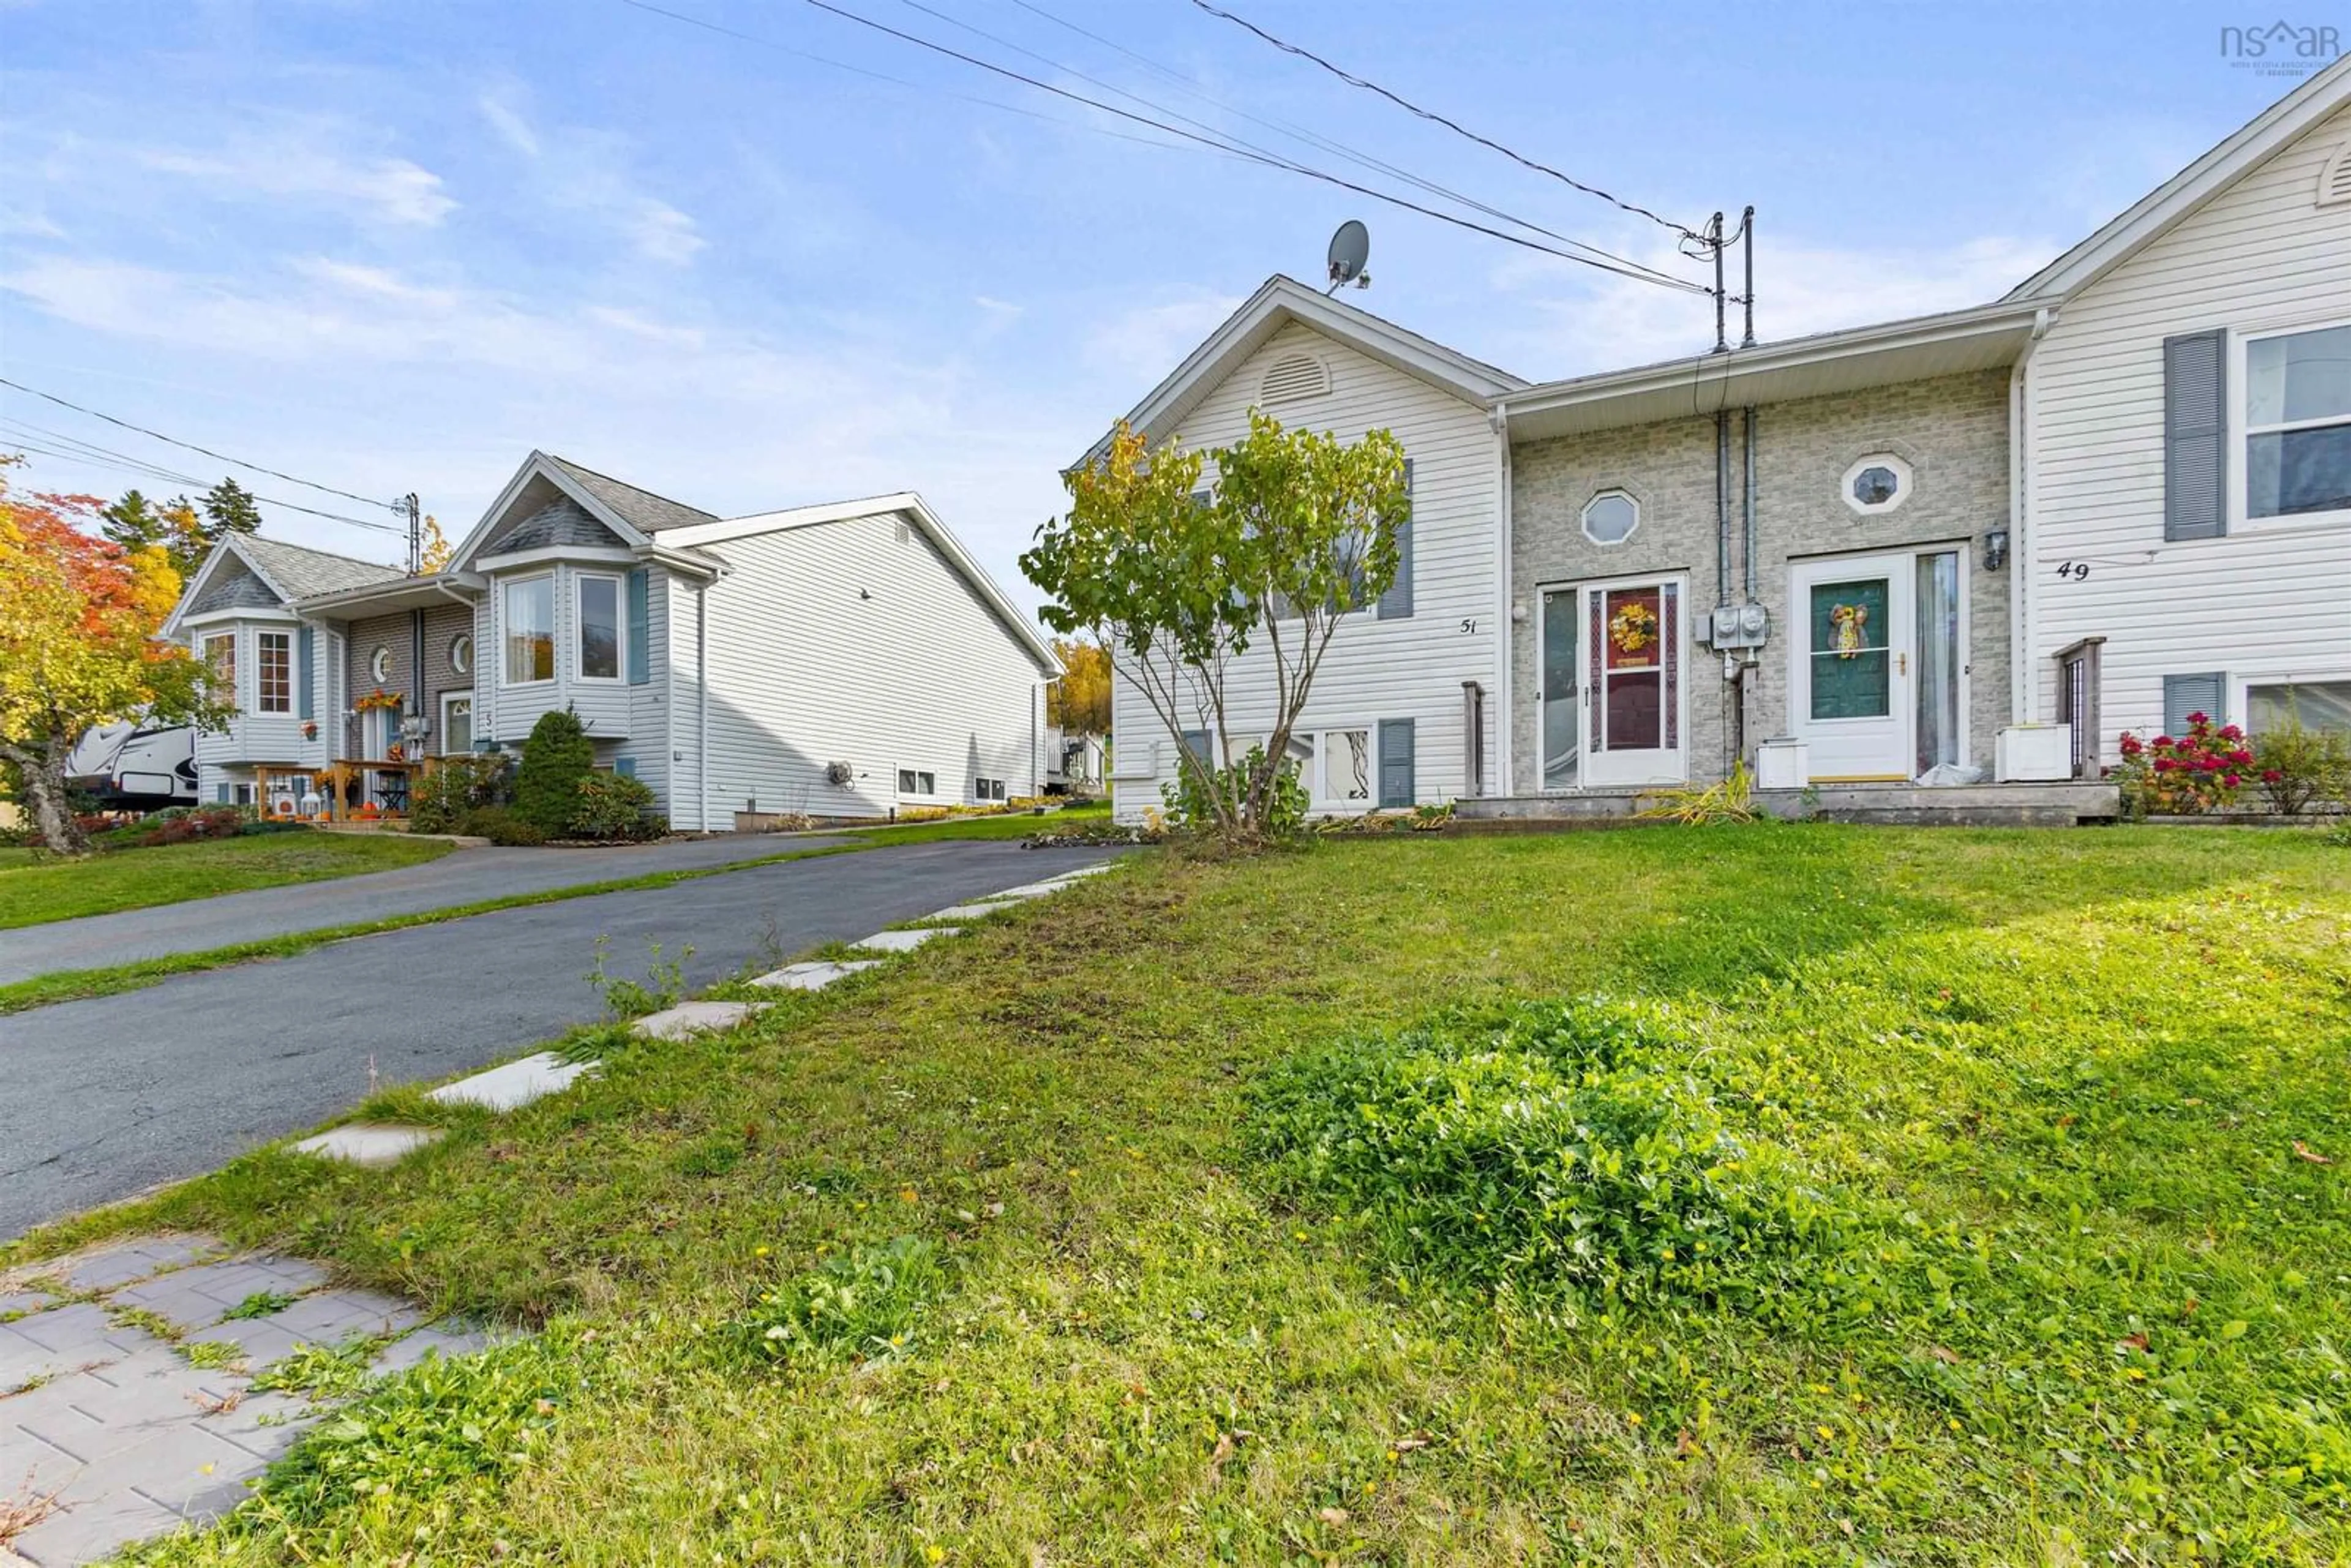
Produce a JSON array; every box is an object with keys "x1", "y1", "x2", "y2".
[
  {"x1": 621, "y1": 0, "x2": 1706, "y2": 293},
  {"x1": 0, "y1": 376, "x2": 402, "y2": 511},
  {"x1": 0, "y1": 418, "x2": 408, "y2": 536},
  {"x1": 1185, "y1": 0, "x2": 1703, "y2": 242},
  {"x1": 932, "y1": 0, "x2": 1698, "y2": 289}
]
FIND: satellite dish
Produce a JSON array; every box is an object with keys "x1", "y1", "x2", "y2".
[{"x1": 1326, "y1": 219, "x2": 1370, "y2": 293}]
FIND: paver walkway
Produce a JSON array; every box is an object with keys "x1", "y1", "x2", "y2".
[
  {"x1": 0, "y1": 1233, "x2": 488, "y2": 1566},
  {"x1": 0, "y1": 832, "x2": 850, "y2": 986}
]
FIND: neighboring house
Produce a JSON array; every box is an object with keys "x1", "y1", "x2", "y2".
[
  {"x1": 1088, "y1": 59, "x2": 2349, "y2": 823},
  {"x1": 2007, "y1": 54, "x2": 2351, "y2": 769},
  {"x1": 160, "y1": 452, "x2": 1061, "y2": 827}
]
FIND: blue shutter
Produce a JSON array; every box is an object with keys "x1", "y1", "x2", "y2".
[
  {"x1": 625, "y1": 568, "x2": 650, "y2": 685},
  {"x1": 1377, "y1": 718, "x2": 1415, "y2": 808},
  {"x1": 2164, "y1": 331, "x2": 2227, "y2": 541},
  {"x1": 296, "y1": 625, "x2": 314, "y2": 721},
  {"x1": 216, "y1": 782, "x2": 232, "y2": 804},
  {"x1": 1376, "y1": 457, "x2": 1414, "y2": 619},
  {"x1": 2162, "y1": 672, "x2": 2226, "y2": 735},
  {"x1": 613, "y1": 756, "x2": 637, "y2": 779}
]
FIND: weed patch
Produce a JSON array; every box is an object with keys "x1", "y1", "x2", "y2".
[{"x1": 725, "y1": 1235, "x2": 943, "y2": 1368}]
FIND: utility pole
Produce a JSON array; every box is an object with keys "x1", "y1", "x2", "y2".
[
  {"x1": 1739, "y1": 206, "x2": 1757, "y2": 348},
  {"x1": 400, "y1": 493, "x2": 421, "y2": 576},
  {"x1": 1709, "y1": 211, "x2": 1728, "y2": 354}
]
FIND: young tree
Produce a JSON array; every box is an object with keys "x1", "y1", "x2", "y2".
[
  {"x1": 157, "y1": 494, "x2": 209, "y2": 579},
  {"x1": 1022, "y1": 413, "x2": 1408, "y2": 843},
  {"x1": 1045, "y1": 637, "x2": 1112, "y2": 735},
  {"x1": 200, "y1": 477, "x2": 263, "y2": 540},
  {"x1": 0, "y1": 464, "x2": 229, "y2": 853}
]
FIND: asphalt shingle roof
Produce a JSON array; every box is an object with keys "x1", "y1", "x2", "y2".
[
  {"x1": 490, "y1": 497, "x2": 626, "y2": 553},
  {"x1": 186, "y1": 561, "x2": 283, "y2": 615},
  {"x1": 544, "y1": 454, "x2": 716, "y2": 535},
  {"x1": 235, "y1": 535, "x2": 407, "y2": 600}
]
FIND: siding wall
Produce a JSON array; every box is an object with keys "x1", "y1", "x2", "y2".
[
  {"x1": 693, "y1": 512, "x2": 1046, "y2": 822},
  {"x1": 2026, "y1": 100, "x2": 2351, "y2": 756},
  {"x1": 1108, "y1": 320, "x2": 1502, "y2": 822},
  {"x1": 1508, "y1": 370, "x2": 2014, "y2": 789}
]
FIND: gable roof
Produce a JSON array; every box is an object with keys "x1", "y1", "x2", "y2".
[
  {"x1": 163, "y1": 531, "x2": 403, "y2": 635},
  {"x1": 657, "y1": 493, "x2": 1062, "y2": 677},
  {"x1": 1074, "y1": 274, "x2": 1526, "y2": 468},
  {"x1": 542, "y1": 454, "x2": 717, "y2": 535},
  {"x1": 2008, "y1": 54, "x2": 2351, "y2": 300},
  {"x1": 486, "y1": 497, "x2": 628, "y2": 556}
]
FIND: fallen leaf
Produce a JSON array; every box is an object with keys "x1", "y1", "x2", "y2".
[
  {"x1": 2118, "y1": 1332, "x2": 2150, "y2": 1354},
  {"x1": 1390, "y1": 1433, "x2": 1431, "y2": 1453},
  {"x1": 2292, "y1": 1141, "x2": 2333, "y2": 1165},
  {"x1": 1675, "y1": 1428, "x2": 1699, "y2": 1457},
  {"x1": 1927, "y1": 1345, "x2": 1960, "y2": 1365},
  {"x1": 1318, "y1": 1507, "x2": 1350, "y2": 1526},
  {"x1": 1207, "y1": 1429, "x2": 1253, "y2": 1477}
]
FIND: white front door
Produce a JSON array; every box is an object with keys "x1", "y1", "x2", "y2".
[
  {"x1": 1790, "y1": 554, "x2": 1916, "y2": 781},
  {"x1": 1581, "y1": 576, "x2": 1687, "y2": 789}
]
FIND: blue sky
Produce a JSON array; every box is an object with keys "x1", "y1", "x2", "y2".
[{"x1": 0, "y1": 0, "x2": 2327, "y2": 607}]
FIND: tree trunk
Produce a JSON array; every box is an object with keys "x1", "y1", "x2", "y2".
[{"x1": 4, "y1": 736, "x2": 89, "y2": 856}]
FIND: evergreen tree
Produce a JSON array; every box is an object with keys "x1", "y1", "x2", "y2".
[
  {"x1": 200, "y1": 477, "x2": 263, "y2": 539},
  {"x1": 99, "y1": 489, "x2": 164, "y2": 553},
  {"x1": 514, "y1": 708, "x2": 594, "y2": 836}
]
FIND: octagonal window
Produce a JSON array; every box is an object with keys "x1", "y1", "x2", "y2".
[
  {"x1": 1841, "y1": 453, "x2": 1913, "y2": 515},
  {"x1": 1581, "y1": 490, "x2": 1640, "y2": 545}
]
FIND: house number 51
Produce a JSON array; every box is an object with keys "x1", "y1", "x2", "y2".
[{"x1": 1460, "y1": 618, "x2": 1479, "y2": 634}]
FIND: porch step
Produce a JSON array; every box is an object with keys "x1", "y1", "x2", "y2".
[{"x1": 1453, "y1": 781, "x2": 2121, "y2": 831}]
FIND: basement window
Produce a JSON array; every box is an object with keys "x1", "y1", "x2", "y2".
[{"x1": 897, "y1": 768, "x2": 936, "y2": 796}]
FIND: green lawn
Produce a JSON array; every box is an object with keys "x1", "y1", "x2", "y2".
[
  {"x1": 0, "y1": 831, "x2": 454, "y2": 929},
  {"x1": 21, "y1": 825, "x2": 2350, "y2": 1564}
]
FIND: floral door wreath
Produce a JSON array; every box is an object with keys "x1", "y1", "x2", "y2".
[{"x1": 1608, "y1": 601, "x2": 1657, "y2": 656}]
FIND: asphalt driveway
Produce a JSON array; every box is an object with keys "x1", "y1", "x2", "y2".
[
  {"x1": 0, "y1": 839, "x2": 1114, "y2": 1240},
  {"x1": 0, "y1": 832, "x2": 852, "y2": 986}
]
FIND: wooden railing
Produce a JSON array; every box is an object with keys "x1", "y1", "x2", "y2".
[
  {"x1": 2052, "y1": 637, "x2": 2106, "y2": 781},
  {"x1": 257, "y1": 756, "x2": 445, "y2": 823}
]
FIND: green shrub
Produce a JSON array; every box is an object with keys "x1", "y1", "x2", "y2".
[
  {"x1": 410, "y1": 755, "x2": 512, "y2": 834},
  {"x1": 513, "y1": 710, "x2": 593, "y2": 836},
  {"x1": 566, "y1": 771, "x2": 665, "y2": 842},
  {"x1": 726, "y1": 1235, "x2": 942, "y2": 1368},
  {"x1": 1160, "y1": 743, "x2": 1308, "y2": 841},
  {"x1": 2252, "y1": 718, "x2": 2351, "y2": 815},
  {"x1": 1247, "y1": 998, "x2": 1854, "y2": 1315},
  {"x1": 454, "y1": 805, "x2": 546, "y2": 847}
]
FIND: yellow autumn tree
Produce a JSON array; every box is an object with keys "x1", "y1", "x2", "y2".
[
  {"x1": 1046, "y1": 637, "x2": 1111, "y2": 735},
  {"x1": 0, "y1": 462, "x2": 230, "y2": 853},
  {"x1": 419, "y1": 514, "x2": 452, "y2": 573}
]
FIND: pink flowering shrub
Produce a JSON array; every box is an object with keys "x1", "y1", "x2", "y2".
[{"x1": 2110, "y1": 712, "x2": 2250, "y2": 816}]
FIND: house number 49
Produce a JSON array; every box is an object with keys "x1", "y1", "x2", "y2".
[{"x1": 2055, "y1": 561, "x2": 2091, "y2": 582}]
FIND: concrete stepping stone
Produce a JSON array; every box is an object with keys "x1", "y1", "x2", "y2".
[
  {"x1": 1043, "y1": 863, "x2": 1111, "y2": 880},
  {"x1": 290, "y1": 1123, "x2": 444, "y2": 1168},
  {"x1": 925, "y1": 900, "x2": 1018, "y2": 921},
  {"x1": 42, "y1": 1234, "x2": 228, "y2": 1293},
  {"x1": 427, "y1": 1051, "x2": 594, "y2": 1112},
  {"x1": 0, "y1": 1289, "x2": 56, "y2": 1318},
  {"x1": 631, "y1": 1000, "x2": 762, "y2": 1040},
  {"x1": 749, "y1": 960, "x2": 881, "y2": 991},
  {"x1": 110, "y1": 1255, "x2": 327, "y2": 1334},
  {"x1": 850, "y1": 927, "x2": 959, "y2": 954},
  {"x1": 367, "y1": 1320, "x2": 499, "y2": 1375},
  {"x1": 974, "y1": 881, "x2": 1067, "y2": 901},
  {"x1": 0, "y1": 1302, "x2": 156, "y2": 1390}
]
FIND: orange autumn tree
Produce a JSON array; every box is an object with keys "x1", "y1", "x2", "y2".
[{"x1": 0, "y1": 460, "x2": 230, "y2": 854}]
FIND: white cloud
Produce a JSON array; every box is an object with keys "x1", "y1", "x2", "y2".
[
  {"x1": 583, "y1": 304, "x2": 705, "y2": 349},
  {"x1": 1082, "y1": 289, "x2": 1245, "y2": 383},
  {"x1": 624, "y1": 198, "x2": 704, "y2": 266},
  {"x1": 477, "y1": 92, "x2": 541, "y2": 159},
  {"x1": 1491, "y1": 232, "x2": 2063, "y2": 377},
  {"x1": 135, "y1": 141, "x2": 454, "y2": 226}
]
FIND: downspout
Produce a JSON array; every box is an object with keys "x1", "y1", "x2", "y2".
[
  {"x1": 696, "y1": 582, "x2": 710, "y2": 832},
  {"x1": 1736, "y1": 405, "x2": 1760, "y2": 768},
  {"x1": 1490, "y1": 402, "x2": 1513, "y2": 795},
  {"x1": 1714, "y1": 410, "x2": 1733, "y2": 610},
  {"x1": 430, "y1": 576, "x2": 476, "y2": 745},
  {"x1": 2009, "y1": 306, "x2": 2056, "y2": 725},
  {"x1": 408, "y1": 609, "x2": 426, "y2": 737}
]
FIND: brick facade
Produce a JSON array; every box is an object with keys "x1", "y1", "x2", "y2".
[
  {"x1": 340, "y1": 604, "x2": 477, "y2": 758},
  {"x1": 1509, "y1": 369, "x2": 2013, "y2": 790}
]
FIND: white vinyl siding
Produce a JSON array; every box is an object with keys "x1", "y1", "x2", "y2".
[
  {"x1": 692, "y1": 512, "x2": 1046, "y2": 825},
  {"x1": 484, "y1": 563, "x2": 633, "y2": 746},
  {"x1": 1109, "y1": 320, "x2": 1501, "y2": 822},
  {"x1": 2025, "y1": 100, "x2": 2351, "y2": 763},
  {"x1": 187, "y1": 615, "x2": 318, "y2": 791}
]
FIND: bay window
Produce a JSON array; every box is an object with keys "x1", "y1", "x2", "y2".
[
  {"x1": 576, "y1": 573, "x2": 621, "y2": 681},
  {"x1": 2245, "y1": 321, "x2": 2351, "y2": 522},
  {"x1": 256, "y1": 631, "x2": 291, "y2": 713},
  {"x1": 503, "y1": 576, "x2": 554, "y2": 685}
]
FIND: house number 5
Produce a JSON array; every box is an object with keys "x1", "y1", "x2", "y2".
[{"x1": 1460, "y1": 618, "x2": 1479, "y2": 634}]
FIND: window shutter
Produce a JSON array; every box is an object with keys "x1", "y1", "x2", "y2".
[
  {"x1": 2162, "y1": 672, "x2": 2226, "y2": 735},
  {"x1": 625, "y1": 568, "x2": 650, "y2": 685},
  {"x1": 613, "y1": 756, "x2": 637, "y2": 779},
  {"x1": 296, "y1": 625, "x2": 315, "y2": 721},
  {"x1": 1376, "y1": 718, "x2": 1415, "y2": 808},
  {"x1": 1378, "y1": 459, "x2": 1414, "y2": 619},
  {"x1": 2163, "y1": 330, "x2": 2227, "y2": 541}
]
